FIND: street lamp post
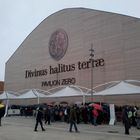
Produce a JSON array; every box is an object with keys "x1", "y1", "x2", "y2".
[{"x1": 89, "y1": 44, "x2": 94, "y2": 102}]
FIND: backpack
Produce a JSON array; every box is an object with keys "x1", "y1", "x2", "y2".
[{"x1": 128, "y1": 111, "x2": 132, "y2": 118}]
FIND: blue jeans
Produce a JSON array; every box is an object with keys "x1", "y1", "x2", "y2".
[
  {"x1": 136, "y1": 117, "x2": 140, "y2": 129},
  {"x1": 92, "y1": 117, "x2": 97, "y2": 126}
]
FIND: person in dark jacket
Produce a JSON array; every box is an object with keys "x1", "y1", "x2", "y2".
[
  {"x1": 34, "y1": 107, "x2": 45, "y2": 131},
  {"x1": 122, "y1": 106, "x2": 131, "y2": 135},
  {"x1": 45, "y1": 106, "x2": 51, "y2": 125},
  {"x1": 69, "y1": 105, "x2": 79, "y2": 132},
  {"x1": 0, "y1": 102, "x2": 5, "y2": 126},
  {"x1": 136, "y1": 108, "x2": 140, "y2": 129}
]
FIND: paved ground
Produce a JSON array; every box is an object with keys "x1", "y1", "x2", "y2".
[{"x1": 0, "y1": 116, "x2": 140, "y2": 140}]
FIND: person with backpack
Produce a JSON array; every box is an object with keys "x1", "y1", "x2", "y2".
[{"x1": 122, "y1": 106, "x2": 131, "y2": 135}]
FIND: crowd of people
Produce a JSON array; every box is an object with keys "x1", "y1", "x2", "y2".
[
  {"x1": 33, "y1": 103, "x2": 140, "y2": 134},
  {"x1": 1, "y1": 101, "x2": 140, "y2": 135},
  {"x1": 33, "y1": 103, "x2": 110, "y2": 125},
  {"x1": 34, "y1": 103, "x2": 107, "y2": 132}
]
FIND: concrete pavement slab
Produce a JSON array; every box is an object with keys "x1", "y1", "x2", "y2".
[{"x1": 0, "y1": 116, "x2": 139, "y2": 140}]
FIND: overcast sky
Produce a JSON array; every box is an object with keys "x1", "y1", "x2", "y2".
[{"x1": 0, "y1": 0, "x2": 140, "y2": 81}]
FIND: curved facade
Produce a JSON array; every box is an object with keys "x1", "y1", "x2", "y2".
[{"x1": 5, "y1": 8, "x2": 140, "y2": 92}]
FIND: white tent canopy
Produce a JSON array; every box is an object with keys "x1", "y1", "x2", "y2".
[
  {"x1": 0, "y1": 91, "x2": 17, "y2": 100},
  {"x1": 16, "y1": 90, "x2": 36, "y2": 99},
  {"x1": 16, "y1": 89, "x2": 48, "y2": 104},
  {"x1": 93, "y1": 81, "x2": 140, "y2": 105},
  {"x1": 47, "y1": 86, "x2": 89, "y2": 104},
  {"x1": 17, "y1": 89, "x2": 48, "y2": 99},
  {"x1": 94, "y1": 81, "x2": 140, "y2": 96}
]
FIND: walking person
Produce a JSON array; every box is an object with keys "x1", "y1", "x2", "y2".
[
  {"x1": 69, "y1": 104, "x2": 79, "y2": 132},
  {"x1": 34, "y1": 107, "x2": 45, "y2": 132},
  {"x1": 122, "y1": 106, "x2": 131, "y2": 135}
]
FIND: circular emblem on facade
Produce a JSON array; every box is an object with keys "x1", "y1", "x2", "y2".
[{"x1": 49, "y1": 29, "x2": 68, "y2": 61}]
